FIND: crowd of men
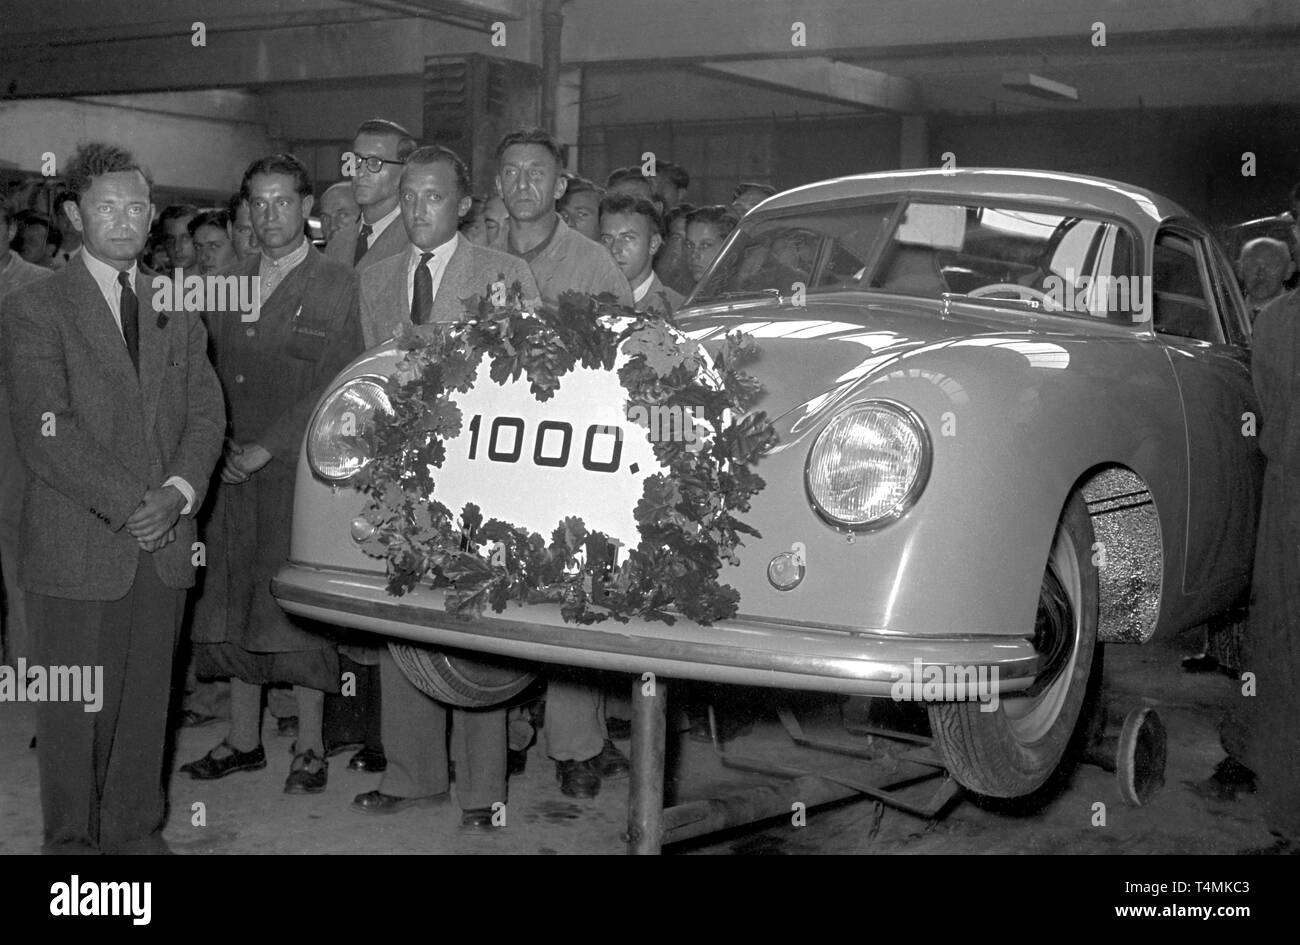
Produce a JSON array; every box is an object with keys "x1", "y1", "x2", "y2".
[
  {"x1": 3, "y1": 120, "x2": 1300, "y2": 855},
  {"x1": 0, "y1": 119, "x2": 785, "y2": 854}
]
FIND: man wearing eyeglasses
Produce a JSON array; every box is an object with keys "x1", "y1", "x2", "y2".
[
  {"x1": 325, "y1": 119, "x2": 415, "y2": 273},
  {"x1": 321, "y1": 119, "x2": 416, "y2": 778}
]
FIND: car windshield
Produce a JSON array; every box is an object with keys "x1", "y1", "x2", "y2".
[{"x1": 693, "y1": 198, "x2": 1144, "y2": 325}]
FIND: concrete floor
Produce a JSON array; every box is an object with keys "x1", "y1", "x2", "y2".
[{"x1": 0, "y1": 631, "x2": 1276, "y2": 854}]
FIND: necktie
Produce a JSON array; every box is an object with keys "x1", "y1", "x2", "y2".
[
  {"x1": 354, "y1": 222, "x2": 374, "y2": 266},
  {"x1": 411, "y1": 252, "x2": 434, "y2": 325},
  {"x1": 118, "y1": 271, "x2": 139, "y2": 372}
]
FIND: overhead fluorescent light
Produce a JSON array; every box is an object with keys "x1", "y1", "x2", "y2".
[{"x1": 1001, "y1": 71, "x2": 1078, "y2": 101}]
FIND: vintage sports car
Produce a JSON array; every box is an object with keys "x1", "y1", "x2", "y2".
[{"x1": 273, "y1": 169, "x2": 1262, "y2": 800}]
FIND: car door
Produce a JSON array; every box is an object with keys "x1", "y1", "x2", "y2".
[{"x1": 1152, "y1": 223, "x2": 1262, "y2": 611}]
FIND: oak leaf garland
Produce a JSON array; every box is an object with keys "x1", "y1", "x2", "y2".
[{"x1": 354, "y1": 280, "x2": 776, "y2": 626}]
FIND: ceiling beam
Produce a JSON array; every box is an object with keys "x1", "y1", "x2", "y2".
[
  {"x1": 699, "y1": 57, "x2": 920, "y2": 112},
  {"x1": 346, "y1": 0, "x2": 526, "y2": 27},
  {"x1": 561, "y1": 0, "x2": 1300, "y2": 65},
  {"x1": 0, "y1": 17, "x2": 527, "y2": 99}
]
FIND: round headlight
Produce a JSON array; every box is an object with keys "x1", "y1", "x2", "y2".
[
  {"x1": 307, "y1": 376, "x2": 392, "y2": 481},
  {"x1": 805, "y1": 401, "x2": 930, "y2": 529}
]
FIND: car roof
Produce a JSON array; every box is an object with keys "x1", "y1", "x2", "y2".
[{"x1": 758, "y1": 168, "x2": 1190, "y2": 235}]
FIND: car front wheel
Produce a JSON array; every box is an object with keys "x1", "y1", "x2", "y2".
[{"x1": 927, "y1": 493, "x2": 1100, "y2": 800}]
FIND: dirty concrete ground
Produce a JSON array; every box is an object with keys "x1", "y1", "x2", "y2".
[{"x1": 0, "y1": 631, "x2": 1275, "y2": 854}]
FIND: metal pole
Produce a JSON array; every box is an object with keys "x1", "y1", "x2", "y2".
[
  {"x1": 540, "y1": 0, "x2": 564, "y2": 136},
  {"x1": 627, "y1": 675, "x2": 667, "y2": 854}
]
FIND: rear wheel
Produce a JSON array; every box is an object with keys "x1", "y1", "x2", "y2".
[
  {"x1": 928, "y1": 494, "x2": 1099, "y2": 799},
  {"x1": 388, "y1": 641, "x2": 537, "y2": 708}
]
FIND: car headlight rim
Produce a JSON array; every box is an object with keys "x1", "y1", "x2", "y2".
[
  {"x1": 803, "y1": 399, "x2": 931, "y2": 531},
  {"x1": 307, "y1": 374, "x2": 393, "y2": 482}
]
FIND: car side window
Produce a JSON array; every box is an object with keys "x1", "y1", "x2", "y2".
[
  {"x1": 1203, "y1": 237, "x2": 1251, "y2": 346},
  {"x1": 1152, "y1": 231, "x2": 1225, "y2": 344}
]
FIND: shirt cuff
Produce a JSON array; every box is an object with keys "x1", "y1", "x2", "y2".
[{"x1": 163, "y1": 476, "x2": 196, "y2": 516}]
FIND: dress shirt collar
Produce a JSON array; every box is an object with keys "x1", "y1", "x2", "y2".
[
  {"x1": 631, "y1": 270, "x2": 656, "y2": 303},
  {"x1": 362, "y1": 204, "x2": 402, "y2": 242},
  {"x1": 259, "y1": 236, "x2": 310, "y2": 276},
  {"x1": 80, "y1": 247, "x2": 138, "y2": 300},
  {"x1": 408, "y1": 232, "x2": 459, "y2": 269}
]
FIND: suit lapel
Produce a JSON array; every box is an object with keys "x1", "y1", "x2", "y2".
[
  {"x1": 136, "y1": 268, "x2": 168, "y2": 425},
  {"x1": 382, "y1": 256, "x2": 409, "y2": 333},
  {"x1": 66, "y1": 257, "x2": 137, "y2": 390},
  {"x1": 432, "y1": 241, "x2": 472, "y2": 323},
  {"x1": 365, "y1": 221, "x2": 409, "y2": 267}
]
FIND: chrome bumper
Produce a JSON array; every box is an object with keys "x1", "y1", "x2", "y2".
[{"x1": 272, "y1": 562, "x2": 1040, "y2": 697}]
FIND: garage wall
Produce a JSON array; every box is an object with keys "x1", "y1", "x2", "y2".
[
  {"x1": 579, "y1": 113, "x2": 901, "y2": 206},
  {"x1": 930, "y1": 105, "x2": 1300, "y2": 230}
]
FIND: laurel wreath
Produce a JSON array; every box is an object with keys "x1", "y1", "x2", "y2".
[{"x1": 351, "y1": 282, "x2": 776, "y2": 626}]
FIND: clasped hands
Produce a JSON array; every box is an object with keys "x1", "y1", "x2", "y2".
[
  {"x1": 126, "y1": 485, "x2": 186, "y2": 552},
  {"x1": 219, "y1": 439, "x2": 273, "y2": 484}
]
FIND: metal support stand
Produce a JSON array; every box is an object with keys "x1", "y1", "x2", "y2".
[
  {"x1": 625, "y1": 678, "x2": 961, "y2": 854},
  {"x1": 627, "y1": 676, "x2": 667, "y2": 854}
]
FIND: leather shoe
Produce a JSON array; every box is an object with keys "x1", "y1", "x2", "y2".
[
  {"x1": 181, "y1": 709, "x2": 220, "y2": 728},
  {"x1": 1181, "y1": 652, "x2": 1220, "y2": 674},
  {"x1": 1187, "y1": 757, "x2": 1257, "y2": 801},
  {"x1": 324, "y1": 740, "x2": 364, "y2": 758},
  {"x1": 555, "y1": 759, "x2": 600, "y2": 798},
  {"x1": 460, "y1": 807, "x2": 496, "y2": 829},
  {"x1": 348, "y1": 747, "x2": 387, "y2": 772},
  {"x1": 589, "y1": 739, "x2": 630, "y2": 779},
  {"x1": 352, "y1": 790, "x2": 448, "y2": 814},
  {"x1": 507, "y1": 748, "x2": 527, "y2": 777},
  {"x1": 285, "y1": 748, "x2": 328, "y2": 794},
  {"x1": 180, "y1": 741, "x2": 266, "y2": 780}
]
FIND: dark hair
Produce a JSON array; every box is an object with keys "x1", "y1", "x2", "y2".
[
  {"x1": 606, "y1": 166, "x2": 651, "y2": 190},
  {"x1": 733, "y1": 181, "x2": 777, "y2": 202},
  {"x1": 557, "y1": 176, "x2": 603, "y2": 211},
  {"x1": 225, "y1": 191, "x2": 248, "y2": 220},
  {"x1": 656, "y1": 160, "x2": 689, "y2": 191},
  {"x1": 10, "y1": 211, "x2": 49, "y2": 253},
  {"x1": 403, "y1": 144, "x2": 472, "y2": 198},
  {"x1": 664, "y1": 203, "x2": 695, "y2": 231},
  {"x1": 63, "y1": 142, "x2": 153, "y2": 205},
  {"x1": 45, "y1": 226, "x2": 63, "y2": 252},
  {"x1": 159, "y1": 204, "x2": 199, "y2": 226},
  {"x1": 52, "y1": 191, "x2": 78, "y2": 213},
  {"x1": 0, "y1": 203, "x2": 12, "y2": 229},
  {"x1": 686, "y1": 205, "x2": 740, "y2": 240},
  {"x1": 240, "y1": 153, "x2": 313, "y2": 201},
  {"x1": 459, "y1": 195, "x2": 486, "y2": 230},
  {"x1": 599, "y1": 193, "x2": 664, "y2": 237},
  {"x1": 495, "y1": 127, "x2": 565, "y2": 165},
  {"x1": 354, "y1": 118, "x2": 418, "y2": 161},
  {"x1": 188, "y1": 209, "x2": 231, "y2": 237}
]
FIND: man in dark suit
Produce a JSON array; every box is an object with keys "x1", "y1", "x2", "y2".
[
  {"x1": 1, "y1": 142, "x2": 225, "y2": 854},
  {"x1": 1, "y1": 202, "x2": 54, "y2": 666},
  {"x1": 352, "y1": 146, "x2": 538, "y2": 829},
  {"x1": 181, "y1": 153, "x2": 365, "y2": 795}
]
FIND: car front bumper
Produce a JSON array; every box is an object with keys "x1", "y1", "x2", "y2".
[{"x1": 272, "y1": 562, "x2": 1042, "y2": 698}]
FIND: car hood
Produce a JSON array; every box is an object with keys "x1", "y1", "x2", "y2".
[{"x1": 679, "y1": 295, "x2": 1046, "y2": 433}]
